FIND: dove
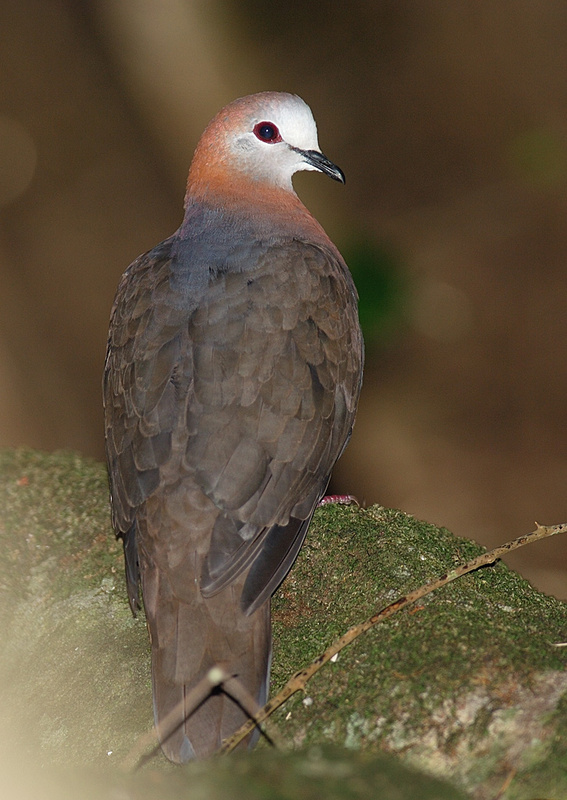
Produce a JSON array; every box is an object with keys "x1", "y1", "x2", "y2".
[{"x1": 103, "y1": 91, "x2": 363, "y2": 762}]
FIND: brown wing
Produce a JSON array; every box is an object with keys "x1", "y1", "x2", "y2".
[
  {"x1": 104, "y1": 236, "x2": 187, "y2": 610},
  {"x1": 104, "y1": 235, "x2": 363, "y2": 614},
  {"x1": 185, "y1": 239, "x2": 363, "y2": 612}
]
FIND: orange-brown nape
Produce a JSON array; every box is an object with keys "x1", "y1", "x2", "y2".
[{"x1": 184, "y1": 92, "x2": 344, "y2": 233}]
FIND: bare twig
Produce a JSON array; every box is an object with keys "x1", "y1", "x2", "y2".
[
  {"x1": 122, "y1": 665, "x2": 272, "y2": 770},
  {"x1": 493, "y1": 766, "x2": 517, "y2": 799},
  {"x1": 121, "y1": 665, "x2": 231, "y2": 770},
  {"x1": 220, "y1": 522, "x2": 567, "y2": 754}
]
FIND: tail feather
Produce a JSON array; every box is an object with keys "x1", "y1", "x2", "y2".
[{"x1": 147, "y1": 587, "x2": 271, "y2": 762}]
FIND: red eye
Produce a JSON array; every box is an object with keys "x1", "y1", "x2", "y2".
[{"x1": 253, "y1": 121, "x2": 282, "y2": 143}]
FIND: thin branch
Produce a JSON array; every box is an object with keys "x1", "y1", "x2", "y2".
[
  {"x1": 220, "y1": 674, "x2": 278, "y2": 749},
  {"x1": 493, "y1": 766, "x2": 517, "y2": 800},
  {"x1": 123, "y1": 665, "x2": 277, "y2": 770},
  {"x1": 121, "y1": 665, "x2": 232, "y2": 771},
  {"x1": 220, "y1": 522, "x2": 567, "y2": 754}
]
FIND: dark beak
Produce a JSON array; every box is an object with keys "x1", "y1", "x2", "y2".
[{"x1": 298, "y1": 148, "x2": 346, "y2": 184}]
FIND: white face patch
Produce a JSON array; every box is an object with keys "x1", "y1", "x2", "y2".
[
  {"x1": 266, "y1": 96, "x2": 320, "y2": 153},
  {"x1": 227, "y1": 95, "x2": 324, "y2": 189}
]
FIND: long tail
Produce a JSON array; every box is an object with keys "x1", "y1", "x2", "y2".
[{"x1": 146, "y1": 583, "x2": 271, "y2": 762}]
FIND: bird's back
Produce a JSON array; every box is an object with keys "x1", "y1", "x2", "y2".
[{"x1": 103, "y1": 91, "x2": 363, "y2": 762}]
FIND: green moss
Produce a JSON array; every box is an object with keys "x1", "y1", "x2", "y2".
[
  {"x1": 2, "y1": 745, "x2": 469, "y2": 799},
  {"x1": 1, "y1": 449, "x2": 566, "y2": 798},
  {"x1": 272, "y1": 505, "x2": 565, "y2": 693},
  {"x1": 0, "y1": 448, "x2": 151, "y2": 765},
  {"x1": 270, "y1": 505, "x2": 567, "y2": 794},
  {"x1": 0, "y1": 448, "x2": 123, "y2": 620}
]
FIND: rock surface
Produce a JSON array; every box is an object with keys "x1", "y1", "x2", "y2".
[{"x1": 0, "y1": 449, "x2": 565, "y2": 798}]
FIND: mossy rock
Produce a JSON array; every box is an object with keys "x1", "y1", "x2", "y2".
[{"x1": 0, "y1": 449, "x2": 566, "y2": 799}]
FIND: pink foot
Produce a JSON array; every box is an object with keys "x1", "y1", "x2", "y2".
[{"x1": 317, "y1": 494, "x2": 359, "y2": 507}]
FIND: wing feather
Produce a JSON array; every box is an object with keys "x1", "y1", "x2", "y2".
[{"x1": 104, "y1": 234, "x2": 363, "y2": 614}]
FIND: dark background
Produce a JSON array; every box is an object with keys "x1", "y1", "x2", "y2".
[{"x1": 1, "y1": 1, "x2": 567, "y2": 597}]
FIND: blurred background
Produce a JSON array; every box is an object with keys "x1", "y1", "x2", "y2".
[{"x1": 1, "y1": 0, "x2": 567, "y2": 598}]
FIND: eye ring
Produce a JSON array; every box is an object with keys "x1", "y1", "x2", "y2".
[{"x1": 253, "y1": 121, "x2": 282, "y2": 143}]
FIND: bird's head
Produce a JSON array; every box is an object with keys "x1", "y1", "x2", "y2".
[{"x1": 187, "y1": 92, "x2": 344, "y2": 200}]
